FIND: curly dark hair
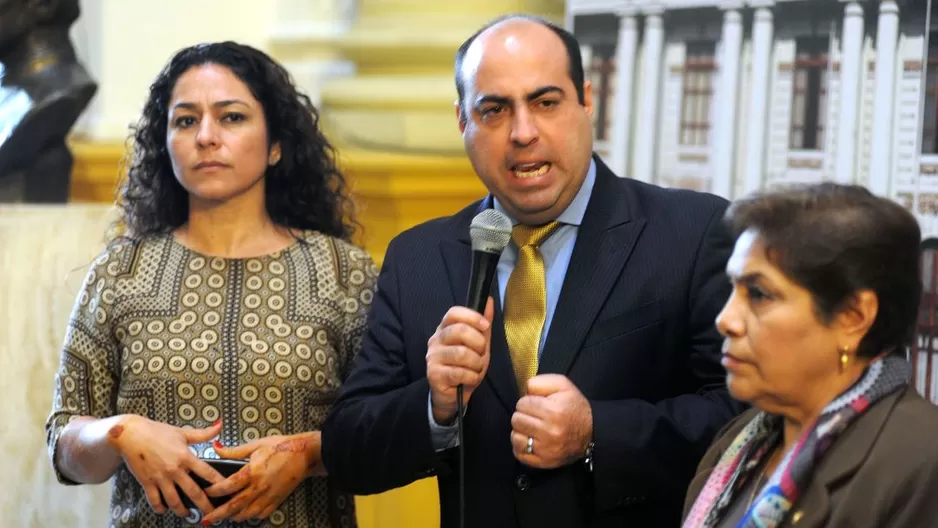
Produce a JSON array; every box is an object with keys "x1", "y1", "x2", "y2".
[{"x1": 114, "y1": 41, "x2": 357, "y2": 241}]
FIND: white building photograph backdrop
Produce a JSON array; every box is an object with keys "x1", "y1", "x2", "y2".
[
  {"x1": 568, "y1": 0, "x2": 938, "y2": 234},
  {"x1": 568, "y1": 0, "x2": 938, "y2": 400}
]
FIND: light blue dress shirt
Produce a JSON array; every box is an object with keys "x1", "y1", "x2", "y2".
[{"x1": 429, "y1": 159, "x2": 598, "y2": 450}]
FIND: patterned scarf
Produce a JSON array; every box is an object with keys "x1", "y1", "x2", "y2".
[{"x1": 683, "y1": 355, "x2": 911, "y2": 528}]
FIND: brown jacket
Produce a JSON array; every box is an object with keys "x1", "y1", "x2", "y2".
[{"x1": 683, "y1": 386, "x2": 938, "y2": 527}]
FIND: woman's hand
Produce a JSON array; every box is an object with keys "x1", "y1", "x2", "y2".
[
  {"x1": 199, "y1": 432, "x2": 325, "y2": 524},
  {"x1": 108, "y1": 416, "x2": 225, "y2": 517}
]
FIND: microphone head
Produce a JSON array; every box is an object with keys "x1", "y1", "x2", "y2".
[{"x1": 470, "y1": 209, "x2": 512, "y2": 254}]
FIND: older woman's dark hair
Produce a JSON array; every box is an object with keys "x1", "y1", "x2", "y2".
[
  {"x1": 114, "y1": 41, "x2": 357, "y2": 240},
  {"x1": 726, "y1": 182, "x2": 921, "y2": 358}
]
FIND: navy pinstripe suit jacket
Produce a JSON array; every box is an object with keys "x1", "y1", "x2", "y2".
[{"x1": 322, "y1": 155, "x2": 745, "y2": 528}]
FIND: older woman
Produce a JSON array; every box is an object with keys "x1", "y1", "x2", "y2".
[{"x1": 683, "y1": 183, "x2": 938, "y2": 528}]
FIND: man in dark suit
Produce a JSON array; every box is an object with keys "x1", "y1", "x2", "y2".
[{"x1": 322, "y1": 14, "x2": 743, "y2": 528}]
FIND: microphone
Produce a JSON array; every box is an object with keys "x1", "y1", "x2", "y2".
[
  {"x1": 457, "y1": 209, "x2": 511, "y2": 528},
  {"x1": 466, "y1": 209, "x2": 512, "y2": 312}
]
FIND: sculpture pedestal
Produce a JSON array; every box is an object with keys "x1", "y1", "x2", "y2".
[
  {"x1": 0, "y1": 142, "x2": 74, "y2": 203},
  {"x1": 0, "y1": 204, "x2": 114, "y2": 527}
]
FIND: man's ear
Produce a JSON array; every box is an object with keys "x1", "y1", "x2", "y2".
[
  {"x1": 455, "y1": 100, "x2": 467, "y2": 133},
  {"x1": 583, "y1": 80, "x2": 595, "y2": 118}
]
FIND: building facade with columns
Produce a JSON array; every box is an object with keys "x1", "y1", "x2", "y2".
[{"x1": 567, "y1": 0, "x2": 938, "y2": 236}]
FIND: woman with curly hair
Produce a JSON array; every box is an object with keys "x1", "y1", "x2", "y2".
[{"x1": 44, "y1": 41, "x2": 377, "y2": 527}]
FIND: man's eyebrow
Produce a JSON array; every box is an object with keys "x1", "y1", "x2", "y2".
[
  {"x1": 472, "y1": 86, "x2": 565, "y2": 109},
  {"x1": 474, "y1": 94, "x2": 513, "y2": 108},
  {"x1": 525, "y1": 86, "x2": 564, "y2": 101}
]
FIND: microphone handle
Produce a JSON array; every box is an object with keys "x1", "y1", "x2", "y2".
[
  {"x1": 457, "y1": 384, "x2": 465, "y2": 528},
  {"x1": 457, "y1": 249, "x2": 500, "y2": 528},
  {"x1": 466, "y1": 249, "x2": 500, "y2": 313}
]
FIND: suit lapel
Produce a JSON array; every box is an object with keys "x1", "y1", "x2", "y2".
[
  {"x1": 439, "y1": 198, "x2": 520, "y2": 414},
  {"x1": 538, "y1": 157, "x2": 646, "y2": 376},
  {"x1": 487, "y1": 291, "x2": 521, "y2": 410},
  {"x1": 782, "y1": 388, "x2": 906, "y2": 527}
]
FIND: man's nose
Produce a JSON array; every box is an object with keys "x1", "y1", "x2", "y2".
[{"x1": 510, "y1": 108, "x2": 539, "y2": 146}]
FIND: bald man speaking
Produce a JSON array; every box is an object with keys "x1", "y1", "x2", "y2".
[{"x1": 322, "y1": 14, "x2": 742, "y2": 528}]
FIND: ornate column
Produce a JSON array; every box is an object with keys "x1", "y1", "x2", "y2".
[
  {"x1": 633, "y1": 6, "x2": 665, "y2": 183},
  {"x1": 835, "y1": 0, "x2": 866, "y2": 184},
  {"x1": 869, "y1": 0, "x2": 900, "y2": 196},
  {"x1": 743, "y1": 1, "x2": 775, "y2": 195},
  {"x1": 268, "y1": 0, "x2": 357, "y2": 107},
  {"x1": 608, "y1": 10, "x2": 639, "y2": 178},
  {"x1": 316, "y1": 1, "x2": 563, "y2": 266},
  {"x1": 321, "y1": 1, "x2": 565, "y2": 155},
  {"x1": 711, "y1": 1, "x2": 744, "y2": 198}
]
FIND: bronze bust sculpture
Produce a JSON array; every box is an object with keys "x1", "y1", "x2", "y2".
[{"x1": 0, "y1": 0, "x2": 97, "y2": 203}]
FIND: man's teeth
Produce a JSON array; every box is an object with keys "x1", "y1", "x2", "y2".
[{"x1": 515, "y1": 164, "x2": 550, "y2": 178}]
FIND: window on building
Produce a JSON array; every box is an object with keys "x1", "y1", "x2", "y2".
[
  {"x1": 790, "y1": 37, "x2": 830, "y2": 151},
  {"x1": 586, "y1": 50, "x2": 616, "y2": 141},
  {"x1": 679, "y1": 41, "x2": 717, "y2": 147},
  {"x1": 923, "y1": 38, "x2": 938, "y2": 155},
  {"x1": 573, "y1": 15, "x2": 619, "y2": 143}
]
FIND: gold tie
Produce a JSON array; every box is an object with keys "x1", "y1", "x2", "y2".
[{"x1": 504, "y1": 221, "x2": 563, "y2": 394}]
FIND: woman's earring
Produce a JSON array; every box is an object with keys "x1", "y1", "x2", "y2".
[{"x1": 840, "y1": 346, "x2": 850, "y2": 371}]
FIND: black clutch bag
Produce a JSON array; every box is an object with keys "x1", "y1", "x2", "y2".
[{"x1": 167, "y1": 458, "x2": 247, "y2": 510}]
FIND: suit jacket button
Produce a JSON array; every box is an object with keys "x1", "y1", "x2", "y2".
[{"x1": 515, "y1": 474, "x2": 531, "y2": 491}]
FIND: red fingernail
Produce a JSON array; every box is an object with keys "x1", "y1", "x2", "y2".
[
  {"x1": 213, "y1": 439, "x2": 223, "y2": 450},
  {"x1": 212, "y1": 419, "x2": 222, "y2": 428},
  {"x1": 201, "y1": 521, "x2": 211, "y2": 527}
]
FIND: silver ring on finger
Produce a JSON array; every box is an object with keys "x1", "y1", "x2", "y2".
[{"x1": 525, "y1": 436, "x2": 534, "y2": 455}]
